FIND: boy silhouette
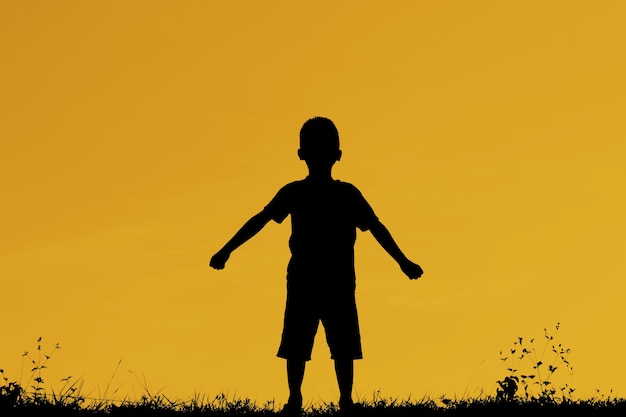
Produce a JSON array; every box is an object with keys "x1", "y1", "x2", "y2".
[{"x1": 210, "y1": 117, "x2": 423, "y2": 415}]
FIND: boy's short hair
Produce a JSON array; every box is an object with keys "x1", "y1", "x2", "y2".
[{"x1": 299, "y1": 117, "x2": 340, "y2": 154}]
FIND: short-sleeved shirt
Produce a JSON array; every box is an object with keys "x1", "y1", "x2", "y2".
[{"x1": 263, "y1": 178, "x2": 378, "y2": 291}]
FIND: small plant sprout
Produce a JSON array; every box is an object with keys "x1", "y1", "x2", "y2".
[
  {"x1": 497, "y1": 323, "x2": 574, "y2": 403},
  {"x1": 19, "y1": 337, "x2": 61, "y2": 403}
]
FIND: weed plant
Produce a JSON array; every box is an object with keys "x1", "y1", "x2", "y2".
[
  {"x1": 496, "y1": 323, "x2": 574, "y2": 402},
  {"x1": 2, "y1": 335, "x2": 625, "y2": 416}
]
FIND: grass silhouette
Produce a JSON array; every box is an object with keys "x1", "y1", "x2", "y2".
[{"x1": 2, "y1": 334, "x2": 625, "y2": 416}]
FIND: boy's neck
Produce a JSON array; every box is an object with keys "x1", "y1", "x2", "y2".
[{"x1": 306, "y1": 166, "x2": 334, "y2": 182}]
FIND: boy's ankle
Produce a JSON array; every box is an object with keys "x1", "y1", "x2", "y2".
[
  {"x1": 287, "y1": 394, "x2": 303, "y2": 407},
  {"x1": 339, "y1": 397, "x2": 353, "y2": 409}
]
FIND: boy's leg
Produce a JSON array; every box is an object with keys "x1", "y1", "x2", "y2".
[
  {"x1": 334, "y1": 359, "x2": 353, "y2": 407},
  {"x1": 286, "y1": 359, "x2": 305, "y2": 407}
]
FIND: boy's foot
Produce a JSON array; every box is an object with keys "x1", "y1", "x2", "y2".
[
  {"x1": 339, "y1": 397, "x2": 356, "y2": 413},
  {"x1": 281, "y1": 399, "x2": 302, "y2": 416}
]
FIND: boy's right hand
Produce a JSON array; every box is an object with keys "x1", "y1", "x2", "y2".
[
  {"x1": 209, "y1": 250, "x2": 230, "y2": 270},
  {"x1": 400, "y1": 259, "x2": 423, "y2": 280}
]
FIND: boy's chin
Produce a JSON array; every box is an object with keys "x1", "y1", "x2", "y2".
[{"x1": 304, "y1": 159, "x2": 338, "y2": 167}]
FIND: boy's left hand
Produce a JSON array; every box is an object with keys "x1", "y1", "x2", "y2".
[
  {"x1": 400, "y1": 259, "x2": 423, "y2": 280},
  {"x1": 209, "y1": 250, "x2": 230, "y2": 270}
]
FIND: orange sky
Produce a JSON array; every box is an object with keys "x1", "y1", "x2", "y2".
[{"x1": 1, "y1": 1, "x2": 625, "y2": 404}]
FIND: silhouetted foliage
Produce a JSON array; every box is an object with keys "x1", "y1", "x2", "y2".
[
  {"x1": 497, "y1": 323, "x2": 575, "y2": 403},
  {"x1": 2, "y1": 337, "x2": 626, "y2": 416}
]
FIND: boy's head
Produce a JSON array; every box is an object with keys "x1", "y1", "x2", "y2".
[{"x1": 298, "y1": 117, "x2": 342, "y2": 164}]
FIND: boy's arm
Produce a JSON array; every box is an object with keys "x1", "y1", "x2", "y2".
[
  {"x1": 209, "y1": 210, "x2": 273, "y2": 270},
  {"x1": 369, "y1": 219, "x2": 423, "y2": 280}
]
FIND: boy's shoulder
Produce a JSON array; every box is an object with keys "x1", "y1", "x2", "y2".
[
  {"x1": 335, "y1": 180, "x2": 365, "y2": 198},
  {"x1": 334, "y1": 179, "x2": 366, "y2": 195}
]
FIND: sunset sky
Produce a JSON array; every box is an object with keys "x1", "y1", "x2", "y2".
[{"x1": 1, "y1": 1, "x2": 625, "y2": 405}]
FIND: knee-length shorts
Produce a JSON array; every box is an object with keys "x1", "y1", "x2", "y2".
[{"x1": 277, "y1": 285, "x2": 362, "y2": 361}]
